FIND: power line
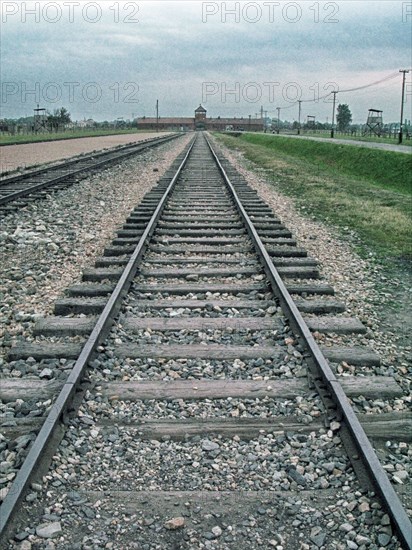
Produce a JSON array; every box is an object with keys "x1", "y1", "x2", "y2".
[
  {"x1": 267, "y1": 71, "x2": 404, "y2": 113},
  {"x1": 266, "y1": 102, "x2": 297, "y2": 114},
  {"x1": 344, "y1": 78, "x2": 405, "y2": 97},
  {"x1": 294, "y1": 73, "x2": 401, "y2": 105},
  {"x1": 336, "y1": 71, "x2": 400, "y2": 94}
]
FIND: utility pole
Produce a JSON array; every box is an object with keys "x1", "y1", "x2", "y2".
[
  {"x1": 248, "y1": 114, "x2": 251, "y2": 131},
  {"x1": 398, "y1": 69, "x2": 410, "y2": 144},
  {"x1": 330, "y1": 91, "x2": 338, "y2": 138},
  {"x1": 264, "y1": 110, "x2": 268, "y2": 132},
  {"x1": 298, "y1": 100, "x2": 302, "y2": 135},
  {"x1": 276, "y1": 107, "x2": 280, "y2": 134},
  {"x1": 156, "y1": 99, "x2": 159, "y2": 133}
]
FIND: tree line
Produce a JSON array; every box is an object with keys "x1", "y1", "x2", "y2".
[{"x1": 46, "y1": 107, "x2": 71, "y2": 129}]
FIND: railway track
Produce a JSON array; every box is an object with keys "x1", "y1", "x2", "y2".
[
  {"x1": 0, "y1": 132, "x2": 410, "y2": 548},
  {"x1": 0, "y1": 133, "x2": 179, "y2": 212}
]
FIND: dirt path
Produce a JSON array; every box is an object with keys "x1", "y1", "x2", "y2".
[
  {"x1": 268, "y1": 133, "x2": 412, "y2": 153},
  {"x1": 0, "y1": 132, "x2": 173, "y2": 174}
]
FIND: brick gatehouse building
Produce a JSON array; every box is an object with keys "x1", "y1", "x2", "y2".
[{"x1": 136, "y1": 105, "x2": 263, "y2": 132}]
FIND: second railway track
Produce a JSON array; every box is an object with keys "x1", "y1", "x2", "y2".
[
  {"x1": 0, "y1": 133, "x2": 179, "y2": 213},
  {"x1": 0, "y1": 132, "x2": 410, "y2": 549}
]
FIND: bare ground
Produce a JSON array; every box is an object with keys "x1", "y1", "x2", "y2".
[{"x1": 0, "y1": 132, "x2": 173, "y2": 175}]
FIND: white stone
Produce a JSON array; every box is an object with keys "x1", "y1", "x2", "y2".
[
  {"x1": 212, "y1": 526, "x2": 222, "y2": 537},
  {"x1": 164, "y1": 517, "x2": 185, "y2": 530},
  {"x1": 36, "y1": 521, "x2": 62, "y2": 539}
]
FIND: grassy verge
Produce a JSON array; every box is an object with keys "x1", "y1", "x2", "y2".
[
  {"x1": 0, "y1": 129, "x2": 155, "y2": 146},
  {"x1": 215, "y1": 132, "x2": 412, "y2": 261},
  {"x1": 293, "y1": 131, "x2": 412, "y2": 147}
]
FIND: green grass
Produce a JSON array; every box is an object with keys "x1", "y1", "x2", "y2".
[
  {"x1": 0, "y1": 128, "x2": 153, "y2": 146},
  {"x1": 215, "y1": 133, "x2": 412, "y2": 261},
  {"x1": 291, "y1": 131, "x2": 412, "y2": 147},
  {"x1": 240, "y1": 133, "x2": 411, "y2": 195}
]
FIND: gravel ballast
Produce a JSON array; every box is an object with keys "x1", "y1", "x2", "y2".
[
  {"x1": 210, "y1": 136, "x2": 411, "y2": 391},
  {"x1": 1, "y1": 132, "x2": 410, "y2": 549},
  {"x1": 0, "y1": 134, "x2": 191, "y2": 363}
]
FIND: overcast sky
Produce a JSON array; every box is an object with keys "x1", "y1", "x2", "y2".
[{"x1": 1, "y1": 0, "x2": 411, "y2": 123}]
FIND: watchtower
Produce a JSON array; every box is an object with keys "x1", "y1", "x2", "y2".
[
  {"x1": 363, "y1": 109, "x2": 383, "y2": 137},
  {"x1": 33, "y1": 104, "x2": 48, "y2": 133},
  {"x1": 307, "y1": 115, "x2": 316, "y2": 129}
]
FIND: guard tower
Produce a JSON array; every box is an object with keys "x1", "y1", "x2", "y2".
[
  {"x1": 33, "y1": 104, "x2": 48, "y2": 133},
  {"x1": 363, "y1": 109, "x2": 383, "y2": 137},
  {"x1": 307, "y1": 115, "x2": 316, "y2": 129},
  {"x1": 195, "y1": 105, "x2": 207, "y2": 130}
]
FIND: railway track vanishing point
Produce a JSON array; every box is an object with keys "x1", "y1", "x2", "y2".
[{"x1": 0, "y1": 132, "x2": 410, "y2": 548}]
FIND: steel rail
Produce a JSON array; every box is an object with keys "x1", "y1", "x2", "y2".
[
  {"x1": 0, "y1": 134, "x2": 176, "y2": 186},
  {"x1": 205, "y1": 134, "x2": 412, "y2": 549},
  {"x1": 0, "y1": 135, "x2": 196, "y2": 540},
  {"x1": 0, "y1": 134, "x2": 179, "y2": 206}
]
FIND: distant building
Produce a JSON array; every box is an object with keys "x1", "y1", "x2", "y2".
[
  {"x1": 135, "y1": 105, "x2": 263, "y2": 132},
  {"x1": 70, "y1": 118, "x2": 96, "y2": 129}
]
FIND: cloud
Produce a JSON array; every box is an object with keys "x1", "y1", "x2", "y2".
[{"x1": 1, "y1": 1, "x2": 410, "y2": 122}]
